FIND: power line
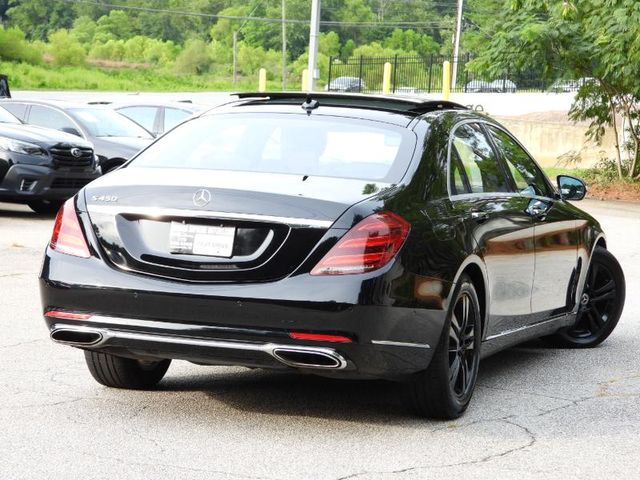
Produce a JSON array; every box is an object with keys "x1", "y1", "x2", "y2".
[{"x1": 56, "y1": 0, "x2": 455, "y2": 29}]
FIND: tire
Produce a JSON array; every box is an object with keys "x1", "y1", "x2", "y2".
[
  {"x1": 28, "y1": 200, "x2": 63, "y2": 215},
  {"x1": 546, "y1": 246, "x2": 625, "y2": 348},
  {"x1": 84, "y1": 351, "x2": 171, "y2": 389},
  {"x1": 404, "y1": 274, "x2": 482, "y2": 419}
]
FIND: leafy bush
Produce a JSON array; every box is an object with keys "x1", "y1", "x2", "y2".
[
  {"x1": 48, "y1": 30, "x2": 86, "y2": 67},
  {"x1": 0, "y1": 26, "x2": 42, "y2": 64},
  {"x1": 174, "y1": 39, "x2": 212, "y2": 75}
]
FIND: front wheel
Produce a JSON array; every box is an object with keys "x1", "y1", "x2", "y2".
[
  {"x1": 404, "y1": 274, "x2": 482, "y2": 419},
  {"x1": 84, "y1": 351, "x2": 171, "y2": 389},
  {"x1": 547, "y1": 246, "x2": 625, "y2": 348}
]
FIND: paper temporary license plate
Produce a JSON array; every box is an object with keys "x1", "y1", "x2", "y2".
[{"x1": 169, "y1": 222, "x2": 235, "y2": 258}]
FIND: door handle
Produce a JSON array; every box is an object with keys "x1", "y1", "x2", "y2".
[
  {"x1": 526, "y1": 200, "x2": 550, "y2": 218},
  {"x1": 470, "y1": 211, "x2": 489, "y2": 222}
]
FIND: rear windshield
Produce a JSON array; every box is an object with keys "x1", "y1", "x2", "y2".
[{"x1": 130, "y1": 113, "x2": 416, "y2": 182}]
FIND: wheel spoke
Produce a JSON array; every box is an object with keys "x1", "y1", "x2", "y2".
[
  {"x1": 459, "y1": 356, "x2": 468, "y2": 391},
  {"x1": 449, "y1": 355, "x2": 461, "y2": 386},
  {"x1": 587, "y1": 310, "x2": 604, "y2": 333},
  {"x1": 594, "y1": 279, "x2": 615, "y2": 296},
  {"x1": 589, "y1": 262, "x2": 600, "y2": 290},
  {"x1": 461, "y1": 294, "x2": 470, "y2": 332},
  {"x1": 591, "y1": 289, "x2": 616, "y2": 304}
]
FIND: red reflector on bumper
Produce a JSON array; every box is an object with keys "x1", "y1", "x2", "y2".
[
  {"x1": 45, "y1": 310, "x2": 92, "y2": 320},
  {"x1": 289, "y1": 332, "x2": 352, "y2": 343}
]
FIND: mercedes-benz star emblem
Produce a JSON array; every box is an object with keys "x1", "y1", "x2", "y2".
[
  {"x1": 193, "y1": 189, "x2": 212, "y2": 207},
  {"x1": 70, "y1": 148, "x2": 82, "y2": 158}
]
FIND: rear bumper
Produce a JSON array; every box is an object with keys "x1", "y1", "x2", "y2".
[
  {"x1": 40, "y1": 249, "x2": 450, "y2": 379},
  {"x1": 0, "y1": 163, "x2": 101, "y2": 202}
]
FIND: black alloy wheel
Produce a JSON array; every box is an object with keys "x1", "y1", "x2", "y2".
[
  {"x1": 448, "y1": 291, "x2": 479, "y2": 399},
  {"x1": 405, "y1": 274, "x2": 482, "y2": 419},
  {"x1": 548, "y1": 246, "x2": 625, "y2": 348}
]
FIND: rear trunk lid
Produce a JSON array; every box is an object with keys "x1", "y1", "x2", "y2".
[{"x1": 83, "y1": 167, "x2": 386, "y2": 282}]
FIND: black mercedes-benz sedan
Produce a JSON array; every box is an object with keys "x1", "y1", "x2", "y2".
[
  {"x1": 0, "y1": 106, "x2": 100, "y2": 214},
  {"x1": 40, "y1": 93, "x2": 625, "y2": 419}
]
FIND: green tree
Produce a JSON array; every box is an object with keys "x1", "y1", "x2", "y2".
[
  {"x1": 71, "y1": 16, "x2": 97, "y2": 45},
  {"x1": 6, "y1": 0, "x2": 75, "y2": 40},
  {"x1": 471, "y1": 0, "x2": 640, "y2": 179}
]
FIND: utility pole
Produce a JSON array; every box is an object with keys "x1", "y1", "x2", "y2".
[
  {"x1": 307, "y1": 0, "x2": 321, "y2": 91},
  {"x1": 282, "y1": 0, "x2": 287, "y2": 90},
  {"x1": 451, "y1": 0, "x2": 464, "y2": 89}
]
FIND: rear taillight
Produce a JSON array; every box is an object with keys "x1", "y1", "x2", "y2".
[
  {"x1": 310, "y1": 212, "x2": 410, "y2": 275},
  {"x1": 49, "y1": 199, "x2": 90, "y2": 258}
]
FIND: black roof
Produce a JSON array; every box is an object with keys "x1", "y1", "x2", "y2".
[{"x1": 234, "y1": 92, "x2": 467, "y2": 116}]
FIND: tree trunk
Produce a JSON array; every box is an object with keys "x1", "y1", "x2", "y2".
[
  {"x1": 609, "y1": 98, "x2": 624, "y2": 180},
  {"x1": 621, "y1": 99, "x2": 640, "y2": 178}
]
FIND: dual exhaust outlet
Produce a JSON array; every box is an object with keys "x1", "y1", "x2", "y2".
[{"x1": 50, "y1": 326, "x2": 347, "y2": 370}]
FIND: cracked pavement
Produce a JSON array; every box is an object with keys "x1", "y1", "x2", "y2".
[{"x1": 1, "y1": 199, "x2": 638, "y2": 480}]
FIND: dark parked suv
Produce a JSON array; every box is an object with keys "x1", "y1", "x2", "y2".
[
  {"x1": 0, "y1": 100, "x2": 153, "y2": 173},
  {"x1": 0, "y1": 106, "x2": 99, "y2": 213}
]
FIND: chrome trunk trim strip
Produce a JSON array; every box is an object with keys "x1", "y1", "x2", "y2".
[{"x1": 86, "y1": 204, "x2": 334, "y2": 229}]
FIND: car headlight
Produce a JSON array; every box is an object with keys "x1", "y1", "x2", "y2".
[{"x1": 0, "y1": 136, "x2": 47, "y2": 156}]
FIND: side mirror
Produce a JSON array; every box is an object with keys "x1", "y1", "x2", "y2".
[
  {"x1": 557, "y1": 175, "x2": 587, "y2": 201},
  {"x1": 60, "y1": 127, "x2": 82, "y2": 137}
]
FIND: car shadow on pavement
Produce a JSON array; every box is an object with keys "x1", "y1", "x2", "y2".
[
  {"x1": 0, "y1": 205, "x2": 55, "y2": 219},
  {"x1": 157, "y1": 341, "x2": 554, "y2": 423}
]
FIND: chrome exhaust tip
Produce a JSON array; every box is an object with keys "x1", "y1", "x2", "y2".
[
  {"x1": 51, "y1": 327, "x2": 104, "y2": 346},
  {"x1": 272, "y1": 347, "x2": 346, "y2": 369}
]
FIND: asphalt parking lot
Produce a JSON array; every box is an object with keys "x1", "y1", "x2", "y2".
[{"x1": 1, "y1": 199, "x2": 638, "y2": 480}]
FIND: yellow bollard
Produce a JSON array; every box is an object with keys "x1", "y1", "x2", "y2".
[
  {"x1": 442, "y1": 61, "x2": 451, "y2": 101},
  {"x1": 258, "y1": 68, "x2": 267, "y2": 92},
  {"x1": 301, "y1": 69, "x2": 309, "y2": 92},
  {"x1": 382, "y1": 62, "x2": 392, "y2": 95}
]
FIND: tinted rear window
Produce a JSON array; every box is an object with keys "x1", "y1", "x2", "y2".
[{"x1": 130, "y1": 113, "x2": 416, "y2": 182}]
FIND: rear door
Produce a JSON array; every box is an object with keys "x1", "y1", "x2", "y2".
[
  {"x1": 486, "y1": 125, "x2": 579, "y2": 320},
  {"x1": 449, "y1": 122, "x2": 535, "y2": 336}
]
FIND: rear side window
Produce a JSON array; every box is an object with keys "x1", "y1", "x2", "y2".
[
  {"x1": 1, "y1": 102, "x2": 27, "y2": 120},
  {"x1": 450, "y1": 123, "x2": 509, "y2": 194},
  {"x1": 118, "y1": 106, "x2": 157, "y2": 132},
  {"x1": 163, "y1": 108, "x2": 191, "y2": 131},
  {"x1": 130, "y1": 113, "x2": 416, "y2": 183},
  {"x1": 487, "y1": 126, "x2": 553, "y2": 198},
  {"x1": 29, "y1": 105, "x2": 77, "y2": 131}
]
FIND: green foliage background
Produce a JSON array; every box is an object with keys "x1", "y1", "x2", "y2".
[{"x1": 0, "y1": 0, "x2": 499, "y2": 89}]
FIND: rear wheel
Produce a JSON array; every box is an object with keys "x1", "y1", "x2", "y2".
[
  {"x1": 28, "y1": 200, "x2": 63, "y2": 215},
  {"x1": 547, "y1": 246, "x2": 625, "y2": 348},
  {"x1": 405, "y1": 275, "x2": 482, "y2": 419},
  {"x1": 84, "y1": 351, "x2": 171, "y2": 389}
]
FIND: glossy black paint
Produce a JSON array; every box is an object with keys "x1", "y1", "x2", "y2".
[{"x1": 40, "y1": 95, "x2": 606, "y2": 381}]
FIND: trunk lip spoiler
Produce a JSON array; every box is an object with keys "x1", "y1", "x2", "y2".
[{"x1": 86, "y1": 204, "x2": 335, "y2": 229}]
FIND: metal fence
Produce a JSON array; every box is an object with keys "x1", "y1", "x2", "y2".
[{"x1": 327, "y1": 55, "x2": 573, "y2": 94}]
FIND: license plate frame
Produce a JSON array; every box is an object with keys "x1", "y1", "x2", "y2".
[{"x1": 169, "y1": 222, "x2": 236, "y2": 258}]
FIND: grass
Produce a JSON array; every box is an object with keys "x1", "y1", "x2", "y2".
[{"x1": 0, "y1": 60, "x2": 286, "y2": 92}]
